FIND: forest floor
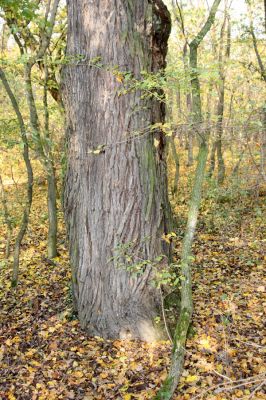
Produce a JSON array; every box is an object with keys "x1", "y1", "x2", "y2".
[{"x1": 0, "y1": 155, "x2": 265, "y2": 400}]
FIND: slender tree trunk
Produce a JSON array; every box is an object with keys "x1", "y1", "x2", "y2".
[
  {"x1": 216, "y1": 13, "x2": 231, "y2": 185},
  {"x1": 176, "y1": 84, "x2": 182, "y2": 119},
  {"x1": 216, "y1": 140, "x2": 225, "y2": 183},
  {"x1": 226, "y1": 92, "x2": 234, "y2": 156},
  {"x1": 248, "y1": 11, "x2": 266, "y2": 181},
  {"x1": 231, "y1": 146, "x2": 246, "y2": 177},
  {"x1": 47, "y1": 167, "x2": 58, "y2": 258},
  {"x1": 210, "y1": 11, "x2": 230, "y2": 184},
  {"x1": 216, "y1": 85, "x2": 226, "y2": 184},
  {"x1": 43, "y1": 63, "x2": 58, "y2": 258},
  {"x1": 0, "y1": 68, "x2": 34, "y2": 286},
  {"x1": 0, "y1": 23, "x2": 8, "y2": 53},
  {"x1": 166, "y1": 90, "x2": 173, "y2": 123},
  {"x1": 187, "y1": 130, "x2": 194, "y2": 166},
  {"x1": 208, "y1": 141, "x2": 217, "y2": 178},
  {"x1": 170, "y1": 136, "x2": 180, "y2": 194},
  {"x1": 155, "y1": 142, "x2": 208, "y2": 400},
  {"x1": 166, "y1": 97, "x2": 179, "y2": 195},
  {"x1": 25, "y1": 61, "x2": 58, "y2": 258},
  {"x1": 206, "y1": 82, "x2": 216, "y2": 178},
  {"x1": 261, "y1": 105, "x2": 266, "y2": 179},
  {"x1": 183, "y1": 43, "x2": 194, "y2": 166},
  {"x1": 63, "y1": 0, "x2": 172, "y2": 340},
  {"x1": 0, "y1": 175, "x2": 13, "y2": 258},
  {"x1": 156, "y1": 1, "x2": 221, "y2": 397},
  {"x1": 7, "y1": 1, "x2": 60, "y2": 260}
]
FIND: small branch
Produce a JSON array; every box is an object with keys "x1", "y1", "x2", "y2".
[
  {"x1": 189, "y1": 0, "x2": 222, "y2": 49},
  {"x1": 172, "y1": 0, "x2": 187, "y2": 43},
  {"x1": 248, "y1": 379, "x2": 266, "y2": 399},
  {"x1": 250, "y1": 27, "x2": 266, "y2": 83},
  {"x1": 191, "y1": 373, "x2": 266, "y2": 400},
  {"x1": 215, "y1": 378, "x2": 265, "y2": 393},
  {"x1": 160, "y1": 287, "x2": 173, "y2": 344},
  {"x1": 35, "y1": 0, "x2": 60, "y2": 63},
  {"x1": 189, "y1": 0, "x2": 222, "y2": 125}
]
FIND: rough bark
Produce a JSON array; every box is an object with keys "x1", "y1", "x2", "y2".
[{"x1": 63, "y1": 0, "x2": 172, "y2": 340}]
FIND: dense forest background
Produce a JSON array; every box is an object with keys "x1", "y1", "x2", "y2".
[{"x1": 0, "y1": 0, "x2": 265, "y2": 399}]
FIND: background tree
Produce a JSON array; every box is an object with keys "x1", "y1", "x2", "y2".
[
  {"x1": 247, "y1": 0, "x2": 266, "y2": 180},
  {"x1": 174, "y1": 1, "x2": 194, "y2": 166},
  {"x1": 0, "y1": 0, "x2": 63, "y2": 260},
  {"x1": 208, "y1": 6, "x2": 231, "y2": 184},
  {"x1": 156, "y1": 0, "x2": 221, "y2": 398},
  {"x1": 0, "y1": 67, "x2": 33, "y2": 286}
]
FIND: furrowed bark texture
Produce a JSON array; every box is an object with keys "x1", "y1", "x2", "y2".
[{"x1": 63, "y1": 0, "x2": 172, "y2": 340}]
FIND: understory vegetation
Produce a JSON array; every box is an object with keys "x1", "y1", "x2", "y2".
[{"x1": 0, "y1": 154, "x2": 265, "y2": 399}]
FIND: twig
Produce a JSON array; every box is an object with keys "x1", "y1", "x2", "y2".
[
  {"x1": 191, "y1": 373, "x2": 266, "y2": 399},
  {"x1": 211, "y1": 369, "x2": 232, "y2": 382},
  {"x1": 248, "y1": 379, "x2": 266, "y2": 399},
  {"x1": 214, "y1": 377, "x2": 265, "y2": 393},
  {"x1": 232, "y1": 337, "x2": 266, "y2": 350},
  {"x1": 160, "y1": 287, "x2": 173, "y2": 344}
]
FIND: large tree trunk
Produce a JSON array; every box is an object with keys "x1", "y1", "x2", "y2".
[{"x1": 63, "y1": 0, "x2": 172, "y2": 340}]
